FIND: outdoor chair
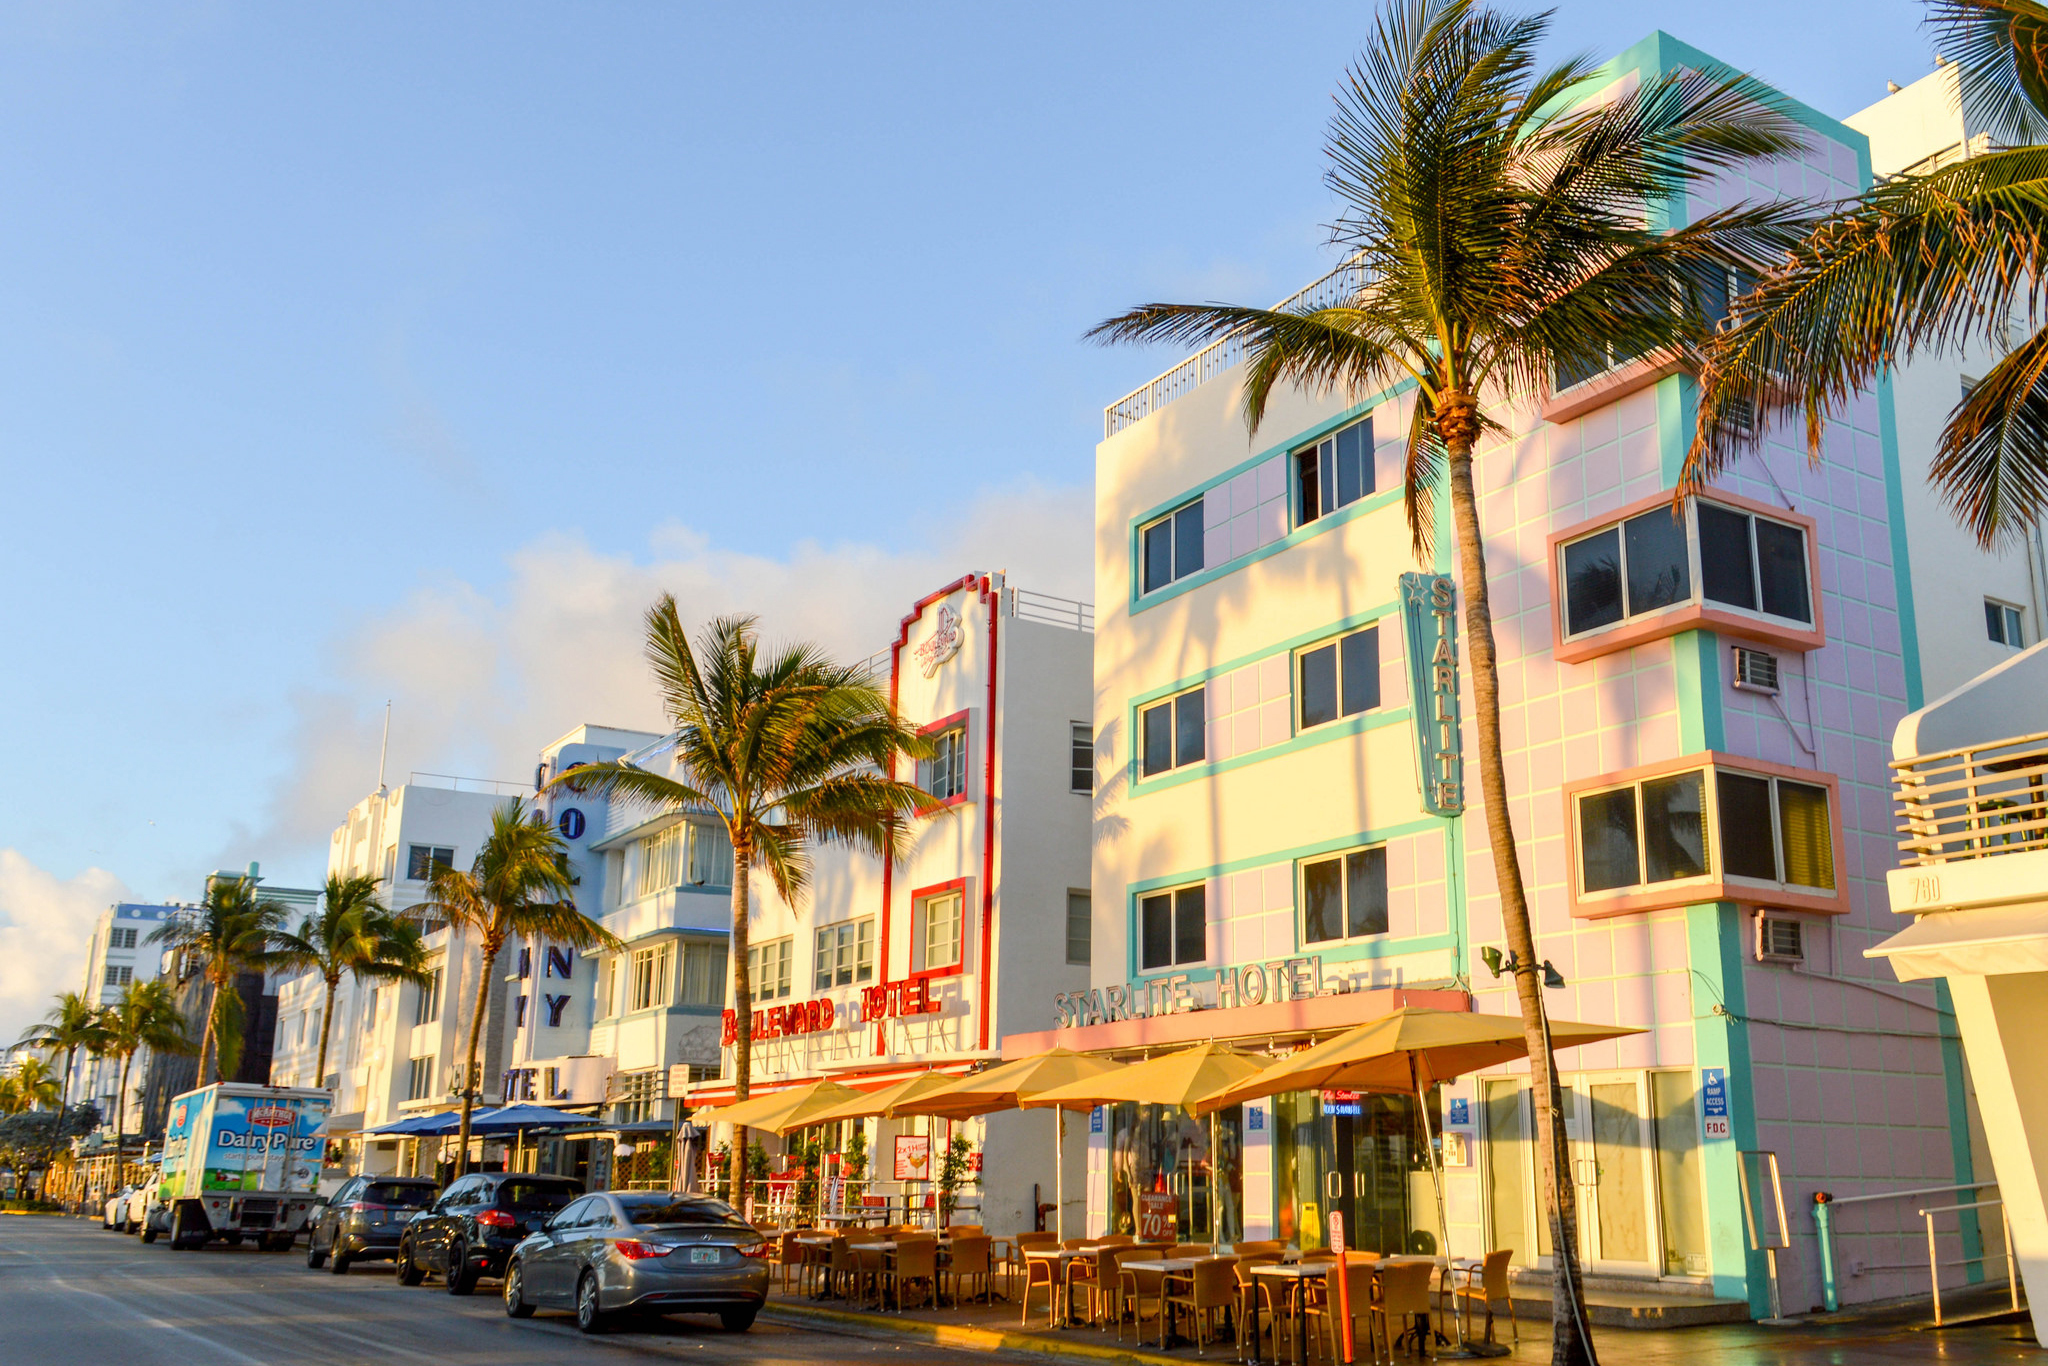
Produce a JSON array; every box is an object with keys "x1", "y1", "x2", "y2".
[
  {"x1": 1303, "y1": 1258, "x2": 1375, "y2": 1365},
  {"x1": 1371, "y1": 1262, "x2": 1436, "y2": 1361},
  {"x1": 1163, "y1": 1256, "x2": 1240, "y2": 1357},
  {"x1": 1233, "y1": 1239, "x2": 1285, "y2": 1256},
  {"x1": 1018, "y1": 1238, "x2": 1063, "y2": 1326},
  {"x1": 885, "y1": 1234, "x2": 939, "y2": 1312},
  {"x1": 1231, "y1": 1253, "x2": 1285, "y2": 1362},
  {"x1": 1171, "y1": 1243, "x2": 1214, "y2": 1257},
  {"x1": 1089, "y1": 1244, "x2": 1154, "y2": 1332},
  {"x1": 1002, "y1": 1230, "x2": 1058, "y2": 1301},
  {"x1": 1450, "y1": 1249, "x2": 1516, "y2": 1347},
  {"x1": 772, "y1": 1229, "x2": 807, "y2": 1292},
  {"x1": 1114, "y1": 1246, "x2": 1167, "y2": 1345},
  {"x1": 942, "y1": 1233, "x2": 994, "y2": 1307}
]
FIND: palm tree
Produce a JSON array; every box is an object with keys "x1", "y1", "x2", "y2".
[
  {"x1": 545, "y1": 597, "x2": 934, "y2": 1204},
  {"x1": 1693, "y1": 0, "x2": 2048, "y2": 546},
  {"x1": 147, "y1": 876, "x2": 290, "y2": 1085},
  {"x1": 16, "y1": 992, "x2": 108, "y2": 1109},
  {"x1": 1089, "y1": 5, "x2": 1806, "y2": 1360},
  {"x1": 272, "y1": 874, "x2": 430, "y2": 1089},
  {"x1": 414, "y1": 799, "x2": 621, "y2": 1178},
  {"x1": 9, "y1": 1056, "x2": 62, "y2": 1111},
  {"x1": 100, "y1": 980, "x2": 194, "y2": 1152},
  {"x1": 0, "y1": 1075, "x2": 21, "y2": 1116}
]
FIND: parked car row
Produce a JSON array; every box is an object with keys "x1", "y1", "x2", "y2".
[{"x1": 101, "y1": 1168, "x2": 770, "y2": 1334}]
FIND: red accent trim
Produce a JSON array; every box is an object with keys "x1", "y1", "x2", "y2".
[
  {"x1": 1561, "y1": 749, "x2": 1850, "y2": 920},
  {"x1": 881, "y1": 574, "x2": 983, "y2": 1054},
  {"x1": 977, "y1": 576, "x2": 999, "y2": 1052},
  {"x1": 1545, "y1": 485, "x2": 1828, "y2": 665},
  {"x1": 681, "y1": 1059, "x2": 980, "y2": 1109},
  {"x1": 904, "y1": 877, "x2": 970, "y2": 979}
]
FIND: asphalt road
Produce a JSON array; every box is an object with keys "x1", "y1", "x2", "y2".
[{"x1": 0, "y1": 1215, "x2": 982, "y2": 1366}]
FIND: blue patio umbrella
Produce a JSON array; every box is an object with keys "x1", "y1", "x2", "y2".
[
  {"x1": 363, "y1": 1112, "x2": 444, "y2": 1136},
  {"x1": 464, "y1": 1104, "x2": 602, "y2": 1135}
]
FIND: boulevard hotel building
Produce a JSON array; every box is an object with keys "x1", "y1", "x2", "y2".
[{"x1": 1017, "y1": 33, "x2": 1986, "y2": 1319}]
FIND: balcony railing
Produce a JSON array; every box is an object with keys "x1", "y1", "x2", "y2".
[
  {"x1": 1892, "y1": 729, "x2": 2048, "y2": 866},
  {"x1": 1008, "y1": 587, "x2": 1093, "y2": 632},
  {"x1": 410, "y1": 771, "x2": 535, "y2": 797},
  {"x1": 1102, "y1": 257, "x2": 1370, "y2": 438}
]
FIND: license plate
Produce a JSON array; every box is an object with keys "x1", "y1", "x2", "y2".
[{"x1": 689, "y1": 1247, "x2": 720, "y2": 1264}]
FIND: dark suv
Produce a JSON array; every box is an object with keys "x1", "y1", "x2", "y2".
[
  {"x1": 307, "y1": 1175, "x2": 438, "y2": 1273},
  {"x1": 396, "y1": 1173, "x2": 582, "y2": 1295}
]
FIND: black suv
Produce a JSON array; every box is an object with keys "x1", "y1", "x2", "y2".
[
  {"x1": 396, "y1": 1173, "x2": 582, "y2": 1295},
  {"x1": 306, "y1": 1175, "x2": 438, "y2": 1273}
]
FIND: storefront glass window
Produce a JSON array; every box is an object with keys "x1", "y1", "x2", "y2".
[
  {"x1": 1273, "y1": 1089, "x2": 1437, "y2": 1254},
  {"x1": 1651, "y1": 1071, "x2": 1709, "y2": 1276},
  {"x1": 1107, "y1": 1103, "x2": 1242, "y2": 1244}
]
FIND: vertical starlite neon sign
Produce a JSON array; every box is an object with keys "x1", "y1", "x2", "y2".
[{"x1": 1400, "y1": 572, "x2": 1464, "y2": 815}]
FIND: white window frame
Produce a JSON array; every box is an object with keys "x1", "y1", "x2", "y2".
[
  {"x1": 813, "y1": 918, "x2": 875, "y2": 992},
  {"x1": 1297, "y1": 844, "x2": 1391, "y2": 946},
  {"x1": 912, "y1": 891, "x2": 964, "y2": 975},
  {"x1": 1065, "y1": 890, "x2": 1091, "y2": 966},
  {"x1": 1292, "y1": 414, "x2": 1375, "y2": 527},
  {"x1": 1987, "y1": 597, "x2": 2028, "y2": 649},
  {"x1": 628, "y1": 941, "x2": 676, "y2": 1012},
  {"x1": 747, "y1": 937, "x2": 793, "y2": 1002},
  {"x1": 1294, "y1": 623, "x2": 1383, "y2": 732},
  {"x1": 1558, "y1": 498, "x2": 1814, "y2": 644},
  {"x1": 1137, "y1": 883, "x2": 1207, "y2": 972},
  {"x1": 1572, "y1": 764, "x2": 1837, "y2": 904},
  {"x1": 1071, "y1": 723, "x2": 1094, "y2": 794},
  {"x1": 920, "y1": 726, "x2": 969, "y2": 802}
]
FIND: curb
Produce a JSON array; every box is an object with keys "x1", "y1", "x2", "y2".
[{"x1": 761, "y1": 1299, "x2": 1190, "y2": 1366}]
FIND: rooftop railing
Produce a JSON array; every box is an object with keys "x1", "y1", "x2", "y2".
[
  {"x1": 410, "y1": 771, "x2": 536, "y2": 797},
  {"x1": 1008, "y1": 586, "x2": 1093, "y2": 632},
  {"x1": 1101, "y1": 257, "x2": 1370, "y2": 438},
  {"x1": 1892, "y1": 729, "x2": 2048, "y2": 866}
]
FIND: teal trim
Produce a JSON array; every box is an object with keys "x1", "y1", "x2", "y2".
[
  {"x1": 1686, "y1": 902, "x2": 1768, "y2": 1311},
  {"x1": 1130, "y1": 706, "x2": 1414, "y2": 798},
  {"x1": 1673, "y1": 632, "x2": 1726, "y2": 753},
  {"x1": 1127, "y1": 384, "x2": 1417, "y2": 616},
  {"x1": 1125, "y1": 600, "x2": 1406, "y2": 797},
  {"x1": 1877, "y1": 372, "x2": 1927, "y2": 712},
  {"x1": 1658, "y1": 371, "x2": 1690, "y2": 489}
]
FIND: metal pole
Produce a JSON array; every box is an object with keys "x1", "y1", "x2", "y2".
[
  {"x1": 1814, "y1": 1196, "x2": 1839, "y2": 1312},
  {"x1": 2007, "y1": 1205, "x2": 2020, "y2": 1314},
  {"x1": 1056, "y1": 1108, "x2": 1065, "y2": 1242},
  {"x1": 1927, "y1": 1210, "x2": 1943, "y2": 1326},
  {"x1": 1412, "y1": 1060, "x2": 1482, "y2": 1356}
]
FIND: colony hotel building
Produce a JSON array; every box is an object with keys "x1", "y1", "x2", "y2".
[
  {"x1": 680, "y1": 573, "x2": 1095, "y2": 1233},
  {"x1": 1041, "y1": 33, "x2": 1989, "y2": 1318}
]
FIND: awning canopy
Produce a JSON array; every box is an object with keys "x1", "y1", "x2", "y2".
[{"x1": 1867, "y1": 904, "x2": 2048, "y2": 981}]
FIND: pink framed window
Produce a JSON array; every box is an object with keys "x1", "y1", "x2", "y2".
[{"x1": 917, "y1": 709, "x2": 972, "y2": 808}]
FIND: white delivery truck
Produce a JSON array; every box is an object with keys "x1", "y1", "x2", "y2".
[{"x1": 140, "y1": 1083, "x2": 331, "y2": 1251}]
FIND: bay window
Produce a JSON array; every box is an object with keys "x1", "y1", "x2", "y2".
[{"x1": 1569, "y1": 756, "x2": 1841, "y2": 918}]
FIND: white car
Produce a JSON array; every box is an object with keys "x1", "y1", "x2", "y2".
[
  {"x1": 126, "y1": 1184, "x2": 155, "y2": 1237},
  {"x1": 103, "y1": 1188, "x2": 132, "y2": 1230}
]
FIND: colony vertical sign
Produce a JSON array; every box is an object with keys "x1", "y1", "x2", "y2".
[{"x1": 1400, "y1": 572, "x2": 1464, "y2": 815}]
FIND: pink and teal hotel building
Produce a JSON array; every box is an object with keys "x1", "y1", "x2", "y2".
[{"x1": 1009, "y1": 33, "x2": 1994, "y2": 1319}]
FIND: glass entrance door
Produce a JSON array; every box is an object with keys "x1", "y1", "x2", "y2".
[
  {"x1": 1275, "y1": 1090, "x2": 1435, "y2": 1255},
  {"x1": 1564, "y1": 1073, "x2": 1658, "y2": 1274}
]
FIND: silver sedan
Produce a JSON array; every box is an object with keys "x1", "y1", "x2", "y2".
[{"x1": 503, "y1": 1191, "x2": 770, "y2": 1334}]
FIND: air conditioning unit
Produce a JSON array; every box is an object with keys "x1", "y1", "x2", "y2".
[
  {"x1": 1756, "y1": 915, "x2": 1804, "y2": 964},
  {"x1": 1732, "y1": 646, "x2": 1780, "y2": 695}
]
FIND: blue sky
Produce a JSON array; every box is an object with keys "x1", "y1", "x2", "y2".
[{"x1": 0, "y1": 1, "x2": 1935, "y2": 1031}]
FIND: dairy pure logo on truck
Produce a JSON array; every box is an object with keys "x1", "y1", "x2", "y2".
[{"x1": 203, "y1": 1095, "x2": 330, "y2": 1193}]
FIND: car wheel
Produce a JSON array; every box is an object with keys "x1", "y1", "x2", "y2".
[
  {"x1": 719, "y1": 1307, "x2": 759, "y2": 1333},
  {"x1": 330, "y1": 1248, "x2": 351, "y2": 1275},
  {"x1": 576, "y1": 1271, "x2": 608, "y2": 1334},
  {"x1": 503, "y1": 1261, "x2": 535, "y2": 1319},
  {"x1": 445, "y1": 1241, "x2": 478, "y2": 1296},
  {"x1": 140, "y1": 1223, "x2": 158, "y2": 1245},
  {"x1": 306, "y1": 1236, "x2": 326, "y2": 1269},
  {"x1": 395, "y1": 1241, "x2": 425, "y2": 1286}
]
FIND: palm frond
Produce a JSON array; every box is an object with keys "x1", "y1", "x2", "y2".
[
  {"x1": 1933, "y1": 322, "x2": 2048, "y2": 542},
  {"x1": 1931, "y1": 0, "x2": 2048, "y2": 146}
]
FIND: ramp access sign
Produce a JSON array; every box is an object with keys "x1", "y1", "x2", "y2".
[{"x1": 1701, "y1": 1067, "x2": 1731, "y2": 1140}]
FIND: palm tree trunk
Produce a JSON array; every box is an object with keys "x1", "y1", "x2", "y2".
[
  {"x1": 198, "y1": 979, "x2": 220, "y2": 1087},
  {"x1": 1443, "y1": 402, "x2": 1595, "y2": 1366},
  {"x1": 728, "y1": 851, "x2": 752, "y2": 1210},
  {"x1": 61, "y1": 1045, "x2": 76, "y2": 1111},
  {"x1": 456, "y1": 930, "x2": 499, "y2": 1178},
  {"x1": 116, "y1": 1053, "x2": 132, "y2": 1157},
  {"x1": 315, "y1": 975, "x2": 340, "y2": 1090}
]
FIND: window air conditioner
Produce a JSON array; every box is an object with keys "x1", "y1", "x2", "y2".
[
  {"x1": 1732, "y1": 646, "x2": 1780, "y2": 695},
  {"x1": 1755, "y1": 915, "x2": 1804, "y2": 964}
]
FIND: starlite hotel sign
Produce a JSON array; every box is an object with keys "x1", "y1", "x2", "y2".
[{"x1": 1399, "y1": 572, "x2": 1464, "y2": 815}]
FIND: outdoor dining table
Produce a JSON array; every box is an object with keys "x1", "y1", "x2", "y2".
[
  {"x1": 1247, "y1": 1256, "x2": 1451, "y2": 1365},
  {"x1": 1130, "y1": 1255, "x2": 1232, "y2": 1351}
]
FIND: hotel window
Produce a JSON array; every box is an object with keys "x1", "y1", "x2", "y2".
[
  {"x1": 407, "y1": 1057, "x2": 434, "y2": 1102},
  {"x1": 414, "y1": 967, "x2": 443, "y2": 1026},
  {"x1": 1140, "y1": 687, "x2": 1206, "y2": 777},
  {"x1": 679, "y1": 939, "x2": 727, "y2": 1006},
  {"x1": 913, "y1": 889, "x2": 964, "y2": 974},
  {"x1": 110, "y1": 927, "x2": 138, "y2": 950},
  {"x1": 1066, "y1": 890, "x2": 1091, "y2": 966},
  {"x1": 1138, "y1": 885, "x2": 1206, "y2": 971},
  {"x1": 1141, "y1": 497, "x2": 1205, "y2": 593},
  {"x1": 1071, "y1": 723, "x2": 1094, "y2": 793},
  {"x1": 1300, "y1": 846, "x2": 1390, "y2": 944},
  {"x1": 407, "y1": 845, "x2": 455, "y2": 881},
  {"x1": 921, "y1": 726, "x2": 969, "y2": 802},
  {"x1": 686, "y1": 822, "x2": 734, "y2": 886},
  {"x1": 628, "y1": 942, "x2": 675, "y2": 1012},
  {"x1": 1987, "y1": 598, "x2": 2028, "y2": 648},
  {"x1": 1294, "y1": 415, "x2": 1375, "y2": 525},
  {"x1": 1560, "y1": 499, "x2": 1812, "y2": 642},
  {"x1": 1297, "y1": 624, "x2": 1381, "y2": 730},
  {"x1": 746, "y1": 937, "x2": 793, "y2": 1001},
  {"x1": 1575, "y1": 764, "x2": 1835, "y2": 900},
  {"x1": 814, "y1": 918, "x2": 876, "y2": 991},
  {"x1": 104, "y1": 964, "x2": 132, "y2": 987},
  {"x1": 599, "y1": 956, "x2": 620, "y2": 1017},
  {"x1": 642, "y1": 823, "x2": 686, "y2": 893}
]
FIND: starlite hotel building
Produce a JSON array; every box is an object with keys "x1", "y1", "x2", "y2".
[{"x1": 1032, "y1": 33, "x2": 1992, "y2": 1320}]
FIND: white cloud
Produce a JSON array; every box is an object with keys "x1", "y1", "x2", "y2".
[
  {"x1": 232, "y1": 478, "x2": 1095, "y2": 873},
  {"x1": 0, "y1": 851, "x2": 129, "y2": 1046}
]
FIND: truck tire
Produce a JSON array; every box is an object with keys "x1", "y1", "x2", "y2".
[
  {"x1": 171, "y1": 1205, "x2": 202, "y2": 1250},
  {"x1": 140, "y1": 1224, "x2": 158, "y2": 1245}
]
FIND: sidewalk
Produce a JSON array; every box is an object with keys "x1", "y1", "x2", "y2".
[{"x1": 760, "y1": 1281, "x2": 2046, "y2": 1366}]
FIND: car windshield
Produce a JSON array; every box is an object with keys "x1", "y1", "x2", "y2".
[
  {"x1": 618, "y1": 1195, "x2": 749, "y2": 1229},
  {"x1": 501, "y1": 1181, "x2": 577, "y2": 1212},
  {"x1": 363, "y1": 1183, "x2": 435, "y2": 1209}
]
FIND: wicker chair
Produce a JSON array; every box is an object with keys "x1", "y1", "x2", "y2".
[
  {"x1": 885, "y1": 1235, "x2": 940, "y2": 1312},
  {"x1": 942, "y1": 1233, "x2": 994, "y2": 1307},
  {"x1": 1450, "y1": 1249, "x2": 1517, "y2": 1347},
  {"x1": 1164, "y1": 1257, "x2": 1240, "y2": 1357},
  {"x1": 1371, "y1": 1262, "x2": 1437, "y2": 1361},
  {"x1": 1114, "y1": 1246, "x2": 1167, "y2": 1344},
  {"x1": 1231, "y1": 1253, "x2": 1284, "y2": 1361},
  {"x1": 1304, "y1": 1258, "x2": 1375, "y2": 1364}
]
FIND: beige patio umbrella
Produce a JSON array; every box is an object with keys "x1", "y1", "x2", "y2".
[
  {"x1": 692, "y1": 1079, "x2": 864, "y2": 1136},
  {"x1": 1195, "y1": 1007, "x2": 1642, "y2": 1358},
  {"x1": 803, "y1": 1071, "x2": 965, "y2": 1126},
  {"x1": 1025, "y1": 1042, "x2": 1273, "y2": 1242},
  {"x1": 907, "y1": 1049, "x2": 1125, "y2": 1238}
]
